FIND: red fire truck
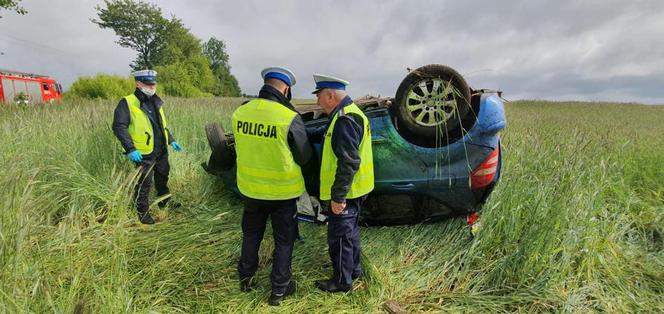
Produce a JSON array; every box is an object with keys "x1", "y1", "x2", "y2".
[{"x1": 0, "y1": 69, "x2": 63, "y2": 104}]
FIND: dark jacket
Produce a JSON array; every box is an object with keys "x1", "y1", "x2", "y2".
[
  {"x1": 307, "y1": 96, "x2": 364, "y2": 203},
  {"x1": 112, "y1": 89, "x2": 175, "y2": 156}
]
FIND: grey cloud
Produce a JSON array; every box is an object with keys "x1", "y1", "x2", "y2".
[{"x1": 0, "y1": 0, "x2": 662, "y2": 104}]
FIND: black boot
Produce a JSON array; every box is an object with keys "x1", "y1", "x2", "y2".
[
  {"x1": 315, "y1": 279, "x2": 351, "y2": 293},
  {"x1": 239, "y1": 276, "x2": 255, "y2": 292},
  {"x1": 268, "y1": 280, "x2": 296, "y2": 306},
  {"x1": 138, "y1": 212, "x2": 155, "y2": 224}
]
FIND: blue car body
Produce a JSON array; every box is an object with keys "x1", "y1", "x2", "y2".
[{"x1": 208, "y1": 89, "x2": 505, "y2": 224}]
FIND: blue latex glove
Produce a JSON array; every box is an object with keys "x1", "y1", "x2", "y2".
[
  {"x1": 127, "y1": 150, "x2": 142, "y2": 163},
  {"x1": 171, "y1": 141, "x2": 182, "y2": 152}
]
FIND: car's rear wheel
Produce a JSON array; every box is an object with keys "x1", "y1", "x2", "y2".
[
  {"x1": 205, "y1": 123, "x2": 235, "y2": 171},
  {"x1": 393, "y1": 64, "x2": 471, "y2": 146}
]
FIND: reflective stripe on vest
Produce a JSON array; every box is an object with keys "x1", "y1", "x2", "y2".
[
  {"x1": 124, "y1": 94, "x2": 169, "y2": 155},
  {"x1": 232, "y1": 98, "x2": 305, "y2": 200},
  {"x1": 319, "y1": 103, "x2": 374, "y2": 201}
]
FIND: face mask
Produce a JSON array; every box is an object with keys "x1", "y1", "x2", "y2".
[
  {"x1": 140, "y1": 86, "x2": 156, "y2": 97},
  {"x1": 286, "y1": 87, "x2": 292, "y2": 101}
]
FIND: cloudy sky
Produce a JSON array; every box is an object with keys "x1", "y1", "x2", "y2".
[{"x1": 1, "y1": 0, "x2": 663, "y2": 103}]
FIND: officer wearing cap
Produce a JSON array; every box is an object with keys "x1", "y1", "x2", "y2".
[
  {"x1": 308, "y1": 74, "x2": 374, "y2": 293},
  {"x1": 232, "y1": 67, "x2": 313, "y2": 306},
  {"x1": 112, "y1": 70, "x2": 183, "y2": 225}
]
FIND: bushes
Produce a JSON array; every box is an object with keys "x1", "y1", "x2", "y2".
[
  {"x1": 160, "y1": 81, "x2": 211, "y2": 98},
  {"x1": 66, "y1": 71, "x2": 214, "y2": 99},
  {"x1": 67, "y1": 48, "x2": 219, "y2": 100},
  {"x1": 66, "y1": 74, "x2": 134, "y2": 99},
  {"x1": 154, "y1": 58, "x2": 215, "y2": 98}
]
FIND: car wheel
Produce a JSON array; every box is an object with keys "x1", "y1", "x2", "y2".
[
  {"x1": 205, "y1": 123, "x2": 235, "y2": 171},
  {"x1": 393, "y1": 64, "x2": 471, "y2": 145}
]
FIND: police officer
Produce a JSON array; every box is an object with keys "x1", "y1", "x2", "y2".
[
  {"x1": 310, "y1": 74, "x2": 374, "y2": 293},
  {"x1": 112, "y1": 70, "x2": 182, "y2": 225},
  {"x1": 233, "y1": 67, "x2": 312, "y2": 306}
]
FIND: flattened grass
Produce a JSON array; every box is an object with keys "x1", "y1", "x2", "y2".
[{"x1": 0, "y1": 98, "x2": 662, "y2": 313}]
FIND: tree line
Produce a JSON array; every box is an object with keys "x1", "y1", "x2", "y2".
[{"x1": 71, "y1": 0, "x2": 241, "y2": 99}]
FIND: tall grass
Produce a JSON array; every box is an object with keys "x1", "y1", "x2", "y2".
[{"x1": 0, "y1": 98, "x2": 662, "y2": 313}]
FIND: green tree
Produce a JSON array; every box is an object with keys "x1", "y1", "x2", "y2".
[
  {"x1": 0, "y1": 0, "x2": 27, "y2": 18},
  {"x1": 154, "y1": 55, "x2": 215, "y2": 97},
  {"x1": 155, "y1": 63, "x2": 210, "y2": 97},
  {"x1": 92, "y1": 0, "x2": 172, "y2": 70},
  {"x1": 203, "y1": 37, "x2": 230, "y2": 70},
  {"x1": 203, "y1": 37, "x2": 241, "y2": 96},
  {"x1": 155, "y1": 18, "x2": 202, "y2": 65},
  {"x1": 92, "y1": 0, "x2": 236, "y2": 98}
]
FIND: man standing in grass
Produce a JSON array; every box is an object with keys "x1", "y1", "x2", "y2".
[
  {"x1": 232, "y1": 67, "x2": 312, "y2": 306},
  {"x1": 112, "y1": 70, "x2": 182, "y2": 225},
  {"x1": 309, "y1": 74, "x2": 374, "y2": 293}
]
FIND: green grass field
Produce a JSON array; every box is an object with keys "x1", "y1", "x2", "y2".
[{"x1": 1, "y1": 98, "x2": 662, "y2": 313}]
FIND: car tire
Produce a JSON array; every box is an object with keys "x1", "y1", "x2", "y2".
[
  {"x1": 205, "y1": 122, "x2": 235, "y2": 171},
  {"x1": 393, "y1": 64, "x2": 471, "y2": 145}
]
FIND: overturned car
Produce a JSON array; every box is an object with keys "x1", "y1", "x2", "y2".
[{"x1": 203, "y1": 64, "x2": 506, "y2": 225}]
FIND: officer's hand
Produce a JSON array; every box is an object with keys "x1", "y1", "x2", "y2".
[
  {"x1": 331, "y1": 201, "x2": 346, "y2": 215},
  {"x1": 127, "y1": 150, "x2": 143, "y2": 163},
  {"x1": 171, "y1": 141, "x2": 182, "y2": 152}
]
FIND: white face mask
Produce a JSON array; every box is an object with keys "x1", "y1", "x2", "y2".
[{"x1": 140, "y1": 86, "x2": 156, "y2": 97}]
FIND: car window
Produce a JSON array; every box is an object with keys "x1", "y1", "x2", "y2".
[{"x1": 43, "y1": 83, "x2": 49, "y2": 91}]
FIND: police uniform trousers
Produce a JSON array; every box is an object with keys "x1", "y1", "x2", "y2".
[
  {"x1": 238, "y1": 197, "x2": 297, "y2": 293},
  {"x1": 133, "y1": 149, "x2": 170, "y2": 213},
  {"x1": 327, "y1": 196, "x2": 365, "y2": 286}
]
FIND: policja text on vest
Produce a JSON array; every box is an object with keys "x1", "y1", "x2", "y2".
[{"x1": 236, "y1": 120, "x2": 278, "y2": 139}]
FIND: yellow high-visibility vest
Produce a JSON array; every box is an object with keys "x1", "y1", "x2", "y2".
[
  {"x1": 232, "y1": 98, "x2": 305, "y2": 200},
  {"x1": 124, "y1": 93, "x2": 169, "y2": 155},
  {"x1": 320, "y1": 103, "x2": 374, "y2": 200}
]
